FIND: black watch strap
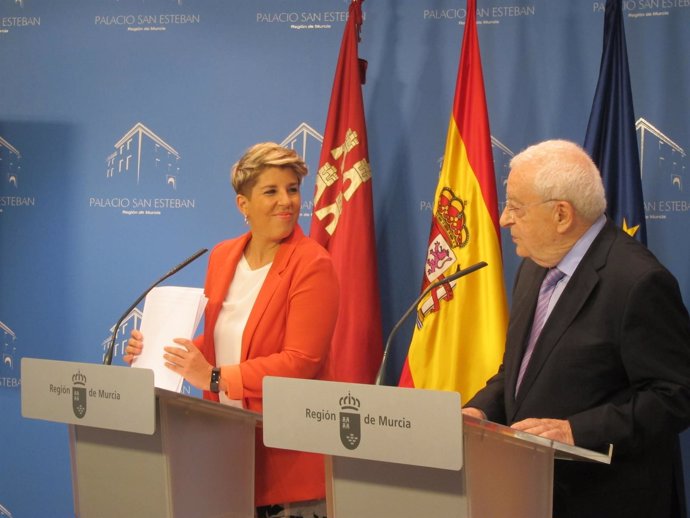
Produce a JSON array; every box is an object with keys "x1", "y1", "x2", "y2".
[{"x1": 210, "y1": 367, "x2": 221, "y2": 393}]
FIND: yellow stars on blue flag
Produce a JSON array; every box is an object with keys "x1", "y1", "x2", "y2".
[{"x1": 622, "y1": 218, "x2": 640, "y2": 238}]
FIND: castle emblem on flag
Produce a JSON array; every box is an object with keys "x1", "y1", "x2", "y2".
[
  {"x1": 72, "y1": 370, "x2": 87, "y2": 419},
  {"x1": 339, "y1": 391, "x2": 361, "y2": 450},
  {"x1": 313, "y1": 128, "x2": 372, "y2": 236}
]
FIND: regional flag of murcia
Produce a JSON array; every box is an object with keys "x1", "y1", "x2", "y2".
[{"x1": 310, "y1": 0, "x2": 383, "y2": 385}]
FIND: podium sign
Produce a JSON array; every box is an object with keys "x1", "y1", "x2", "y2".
[
  {"x1": 263, "y1": 377, "x2": 612, "y2": 518},
  {"x1": 263, "y1": 376, "x2": 463, "y2": 470},
  {"x1": 21, "y1": 358, "x2": 260, "y2": 517},
  {"x1": 21, "y1": 357, "x2": 155, "y2": 434}
]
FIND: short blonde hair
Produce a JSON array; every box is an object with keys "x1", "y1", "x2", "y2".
[{"x1": 231, "y1": 142, "x2": 308, "y2": 196}]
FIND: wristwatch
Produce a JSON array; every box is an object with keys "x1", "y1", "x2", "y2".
[{"x1": 210, "y1": 367, "x2": 221, "y2": 393}]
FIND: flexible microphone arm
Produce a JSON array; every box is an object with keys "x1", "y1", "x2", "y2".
[
  {"x1": 374, "y1": 261, "x2": 488, "y2": 385},
  {"x1": 102, "y1": 248, "x2": 209, "y2": 365}
]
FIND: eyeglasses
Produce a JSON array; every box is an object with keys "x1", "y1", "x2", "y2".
[{"x1": 503, "y1": 199, "x2": 556, "y2": 219}]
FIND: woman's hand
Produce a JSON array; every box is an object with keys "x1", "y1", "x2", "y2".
[
  {"x1": 163, "y1": 339, "x2": 214, "y2": 391},
  {"x1": 124, "y1": 329, "x2": 144, "y2": 365}
]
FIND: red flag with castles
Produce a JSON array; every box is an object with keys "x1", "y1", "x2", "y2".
[{"x1": 310, "y1": 0, "x2": 383, "y2": 384}]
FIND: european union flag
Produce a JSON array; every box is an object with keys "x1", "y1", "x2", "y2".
[{"x1": 584, "y1": 0, "x2": 646, "y2": 244}]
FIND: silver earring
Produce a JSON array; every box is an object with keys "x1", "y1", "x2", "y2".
[{"x1": 244, "y1": 214, "x2": 248, "y2": 225}]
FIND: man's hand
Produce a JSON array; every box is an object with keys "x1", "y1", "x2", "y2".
[
  {"x1": 511, "y1": 418, "x2": 574, "y2": 445},
  {"x1": 461, "y1": 407, "x2": 487, "y2": 420}
]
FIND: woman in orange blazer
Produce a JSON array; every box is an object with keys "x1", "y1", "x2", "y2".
[{"x1": 126, "y1": 142, "x2": 339, "y2": 517}]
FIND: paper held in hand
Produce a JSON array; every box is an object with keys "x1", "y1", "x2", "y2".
[{"x1": 132, "y1": 286, "x2": 207, "y2": 392}]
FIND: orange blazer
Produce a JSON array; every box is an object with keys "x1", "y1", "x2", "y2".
[{"x1": 196, "y1": 225, "x2": 339, "y2": 507}]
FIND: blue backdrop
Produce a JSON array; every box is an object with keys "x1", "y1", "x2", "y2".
[{"x1": 1, "y1": 0, "x2": 689, "y2": 515}]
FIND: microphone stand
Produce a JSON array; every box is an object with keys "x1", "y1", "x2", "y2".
[
  {"x1": 102, "y1": 248, "x2": 208, "y2": 365},
  {"x1": 374, "y1": 261, "x2": 487, "y2": 385}
]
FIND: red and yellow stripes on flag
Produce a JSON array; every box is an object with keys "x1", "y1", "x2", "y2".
[
  {"x1": 398, "y1": 0, "x2": 508, "y2": 400},
  {"x1": 310, "y1": 0, "x2": 383, "y2": 384}
]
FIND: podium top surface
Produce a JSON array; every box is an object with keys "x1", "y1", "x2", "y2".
[
  {"x1": 155, "y1": 387, "x2": 262, "y2": 424},
  {"x1": 262, "y1": 377, "x2": 612, "y2": 468},
  {"x1": 463, "y1": 414, "x2": 612, "y2": 464}
]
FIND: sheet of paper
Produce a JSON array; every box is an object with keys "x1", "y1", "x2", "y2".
[{"x1": 132, "y1": 286, "x2": 207, "y2": 392}]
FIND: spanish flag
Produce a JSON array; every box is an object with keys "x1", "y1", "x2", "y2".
[{"x1": 398, "y1": 0, "x2": 508, "y2": 400}]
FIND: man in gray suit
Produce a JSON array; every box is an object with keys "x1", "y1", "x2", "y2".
[{"x1": 464, "y1": 139, "x2": 690, "y2": 518}]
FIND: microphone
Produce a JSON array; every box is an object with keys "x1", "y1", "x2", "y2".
[
  {"x1": 102, "y1": 248, "x2": 209, "y2": 365},
  {"x1": 374, "y1": 261, "x2": 488, "y2": 385}
]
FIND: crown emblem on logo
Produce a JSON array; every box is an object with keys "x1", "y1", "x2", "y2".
[
  {"x1": 339, "y1": 392, "x2": 360, "y2": 412},
  {"x1": 436, "y1": 187, "x2": 469, "y2": 249},
  {"x1": 339, "y1": 391, "x2": 362, "y2": 450},
  {"x1": 72, "y1": 370, "x2": 88, "y2": 419},
  {"x1": 72, "y1": 371, "x2": 87, "y2": 386}
]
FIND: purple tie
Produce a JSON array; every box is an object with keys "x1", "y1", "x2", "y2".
[{"x1": 515, "y1": 268, "x2": 565, "y2": 395}]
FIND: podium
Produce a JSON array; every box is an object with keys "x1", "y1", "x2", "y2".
[
  {"x1": 263, "y1": 376, "x2": 612, "y2": 518},
  {"x1": 21, "y1": 358, "x2": 261, "y2": 518}
]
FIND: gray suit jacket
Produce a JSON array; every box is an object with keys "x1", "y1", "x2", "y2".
[{"x1": 467, "y1": 219, "x2": 690, "y2": 518}]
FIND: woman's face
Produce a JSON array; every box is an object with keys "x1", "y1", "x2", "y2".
[{"x1": 237, "y1": 166, "x2": 301, "y2": 244}]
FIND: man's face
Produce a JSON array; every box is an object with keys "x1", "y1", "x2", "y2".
[{"x1": 500, "y1": 165, "x2": 559, "y2": 267}]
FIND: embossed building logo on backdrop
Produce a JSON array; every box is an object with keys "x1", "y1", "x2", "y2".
[
  {"x1": 0, "y1": 135, "x2": 35, "y2": 214},
  {"x1": 101, "y1": 308, "x2": 142, "y2": 364},
  {"x1": 0, "y1": 321, "x2": 20, "y2": 389},
  {"x1": 281, "y1": 122, "x2": 324, "y2": 224},
  {"x1": 0, "y1": 136, "x2": 21, "y2": 188},
  {"x1": 0, "y1": 502, "x2": 14, "y2": 518},
  {"x1": 90, "y1": 122, "x2": 195, "y2": 215},
  {"x1": 636, "y1": 118, "x2": 688, "y2": 220},
  {"x1": 0, "y1": 0, "x2": 41, "y2": 36},
  {"x1": 106, "y1": 123, "x2": 180, "y2": 189}
]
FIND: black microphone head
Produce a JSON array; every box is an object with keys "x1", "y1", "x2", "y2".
[{"x1": 444, "y1": 261, "x2": 488, "y2": 283}]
